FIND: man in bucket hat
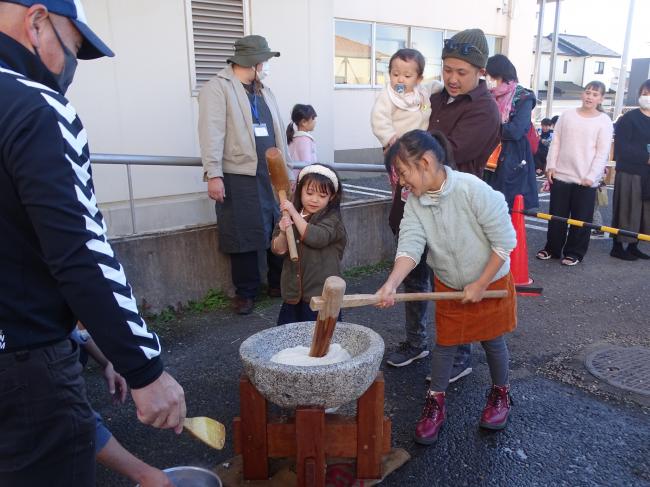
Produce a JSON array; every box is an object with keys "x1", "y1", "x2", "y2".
[
  {"x1": 199, "y1": 35, "x2": 292, "y2": 315},
  {"x1": 0, "y1": 1, "x2": 185, "y2": 484}
]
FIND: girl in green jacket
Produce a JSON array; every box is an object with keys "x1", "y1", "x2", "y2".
[{"x1": 272, "y1": 164, "x2": 347, "y2": 325}]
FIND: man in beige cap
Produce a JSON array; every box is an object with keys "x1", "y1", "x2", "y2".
[{"x1": 199, "y1": 35, "x2": 292, "y2": 315}]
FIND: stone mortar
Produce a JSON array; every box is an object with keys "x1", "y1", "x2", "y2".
[{"x1": 239, "y1": 322, "x2": 385, "y2": 409}]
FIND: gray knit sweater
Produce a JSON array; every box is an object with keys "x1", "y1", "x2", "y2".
[{"x1": 397, "y1": 167, "x2": 517, "y2": 290}]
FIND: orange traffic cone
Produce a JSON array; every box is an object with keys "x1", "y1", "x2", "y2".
[{"x1": 510, "y1": 195, "x2": 542, "y2": 296}]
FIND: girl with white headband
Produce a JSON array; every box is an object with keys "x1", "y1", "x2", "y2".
[{"x1": 272, "y1": 164, "x2": 347, "y2": 325}]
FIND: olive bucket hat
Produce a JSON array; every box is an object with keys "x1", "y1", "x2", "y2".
[{"x1": 227, "y1": 35, "x2": 280, "y2": 67}]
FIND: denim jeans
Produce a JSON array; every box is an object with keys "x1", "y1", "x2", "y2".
[
  {"x1": 402, "y1": 248, "x2": 433, "y2": 349},
  {"x1": 277, "y1": 301, "x2": 342, "y2": 326},
  {"x1": 400, "y1": 244, "x2": 472, "y2": 362}
]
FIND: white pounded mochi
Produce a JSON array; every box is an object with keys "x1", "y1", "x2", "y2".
[{"x1": 270, "y1": 343, "x2": 351, "y2": 366}]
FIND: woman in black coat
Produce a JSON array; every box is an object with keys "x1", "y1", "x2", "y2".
[
  {"x1": 610, "y1": 78, "x2": 650, "y2": 261},
  {"x1": 485, "y1": 54, "x2": 539, "y2": 210}
]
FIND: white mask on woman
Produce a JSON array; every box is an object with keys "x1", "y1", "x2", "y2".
[
  {"x1": 485, "y1": 75, "x2": 497, "y2": 90},
  {"x1": 256, "y1": 62, "x2": 270, "y2": 81},
  {"x1": 639, "y1": 95, "x2": 650, "y2": 110}
]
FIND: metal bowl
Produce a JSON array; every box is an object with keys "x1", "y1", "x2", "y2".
[{"x1": 136, "y1": 466, "x2": 222, "y2": 487}]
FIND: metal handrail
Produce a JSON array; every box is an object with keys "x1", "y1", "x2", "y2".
[{"x1": 90, "y1": 153, "x2": 386, "y2": 235}]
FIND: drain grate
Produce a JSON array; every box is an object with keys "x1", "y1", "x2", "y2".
[{"x1": 585, "y1": 346, "x2": 650, "y2": 396}]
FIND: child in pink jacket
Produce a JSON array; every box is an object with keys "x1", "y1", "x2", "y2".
[{"x1": 287, "y1": 104, "x2": 318, "y2": 165}]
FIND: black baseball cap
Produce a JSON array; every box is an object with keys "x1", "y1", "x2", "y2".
[{"x1": 4, "y1": 0, "x2": 114, "y2": 59}]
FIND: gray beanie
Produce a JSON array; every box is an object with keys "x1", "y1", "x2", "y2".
[{"x1": 441, "y1": 29, "x2": 488, "y2": 69}]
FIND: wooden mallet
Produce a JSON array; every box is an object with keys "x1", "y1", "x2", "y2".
[
  {"x1": 309, "y1": 276, "x2": 346, "y2": 357},
  {"x1": 265, "y1": 147, "x2": 299, "y2": 262},
  {"x1": 310, "y1": 290, "x2": 508, "y2": 311}
]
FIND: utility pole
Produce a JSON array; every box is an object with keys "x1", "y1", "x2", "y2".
[
  {"x1": 613, "y1": 0, "x2": 635, "y2": 120},
  {"x1": 532, "y1": 0, "x2": 546, "y2": 100},
  {"x1": 546, "y1": 0, "x2": 562, "y2": 118}
]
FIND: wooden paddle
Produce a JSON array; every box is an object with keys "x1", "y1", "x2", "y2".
[
  {"x1": 265, "y1": 147, "x2": 299, "y2": 262},
  {"x1": 309, "y1": 276, "x2": 346, "y2": 357},
  {"x1": 309, "y1": 290, "x2": 508, "y2": 311},
  {"x1": 183, "y1": 416, "x2": 226, "y2": 450}
]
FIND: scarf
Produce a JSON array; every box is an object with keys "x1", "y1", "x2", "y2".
[
  {"x1": 386, "y1": 83, "x2": 428, "y2": 112},
  {"x1": 491, "y1": 80, "x2": 517, "y2": 123}
]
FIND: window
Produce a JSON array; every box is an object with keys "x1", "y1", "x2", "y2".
[
  {"x1": 411, "y1": 27, "x2": 444, "y2": 81},
  {"x1": 563, "y1": 60, "x2": 568, "y2": 74},
  {"x1": 595, "y1": 61, "x2": 605, "y2": 74},
  {"x1": 334, "y1": 20, "x2": 373, "y2": 85},
  {"x1": 189, "y1": 0, "x2": 246, "y2": 90},
  {"x1": 334, "y1": 20, "x2": 503, "y2": 87},
  {"x1": 485, "y1": 35, "x2": 503, "y2": 57},
  {"x1": 375, "y1": 24, "x2": 408, "y2": 86}
]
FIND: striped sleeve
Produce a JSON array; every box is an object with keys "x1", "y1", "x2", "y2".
[{"x1": 6, "y1": 83, "x2": 162, "y2": 388}]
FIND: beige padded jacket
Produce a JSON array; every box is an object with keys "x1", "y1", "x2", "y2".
[{"x1": 198, "y1": 65, "x2": 291, "y2": 180}]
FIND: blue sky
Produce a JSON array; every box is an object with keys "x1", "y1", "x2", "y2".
[{"x1": 541, "y1": 0, "x2": 650, "y2": 61}]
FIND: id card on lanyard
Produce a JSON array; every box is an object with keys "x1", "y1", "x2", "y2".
[{"x1": 250, "y1": 93, "x2": 269, "y2": 137}]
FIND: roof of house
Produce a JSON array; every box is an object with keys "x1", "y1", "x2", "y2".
[
  {"x1": 335, "y1": 35, "x2": 389, "y2": 59},
  {"x1": 534, "y1": 34, "x2": 620, "y2": 58}
]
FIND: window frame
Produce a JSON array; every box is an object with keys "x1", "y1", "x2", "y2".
[
  {"x1": 595, "y1": 61, "x2": 605, "y2": 75},
  {"x1": 185, "y1": 0, "x2": 251, "y2": 97},
  {"x1": 563, "y1": 60, "x2": 568, "y2": 74},
  {"x1": 334, "y1": 19, "x2": 503, "y2": 90}
]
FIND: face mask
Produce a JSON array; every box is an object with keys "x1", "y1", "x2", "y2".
[
  {"x1": 35, "y1": 19, "x2": 78, "y2": 94},
  {"x1": 259, "y1": 61, "x2": 270, "y2": 80},
  {"x1": 639, "y1": 95, "x2": 650, "y2": 110}
]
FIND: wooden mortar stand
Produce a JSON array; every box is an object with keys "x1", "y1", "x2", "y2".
[
  {"x1": 233, "y1": 373, "x2": 390, "y2": 487},
  {"x1": 234, "y1": 277, "x2": 388, "y2": 486}
]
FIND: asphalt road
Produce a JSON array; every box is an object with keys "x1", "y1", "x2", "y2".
[{"x1": 88, "y1": 178, "x2": 650, "y2": 486}]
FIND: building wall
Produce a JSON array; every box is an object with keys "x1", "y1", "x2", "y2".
[
  {"x1": 582, "y1": 56, "x2": 617, "y2": 91},
  {"x1": 66, "y1": 0, "x2": 537, "y2": 235},
  {"x1": 537, "y1": 54, "x2": 585, "y2": 90}
]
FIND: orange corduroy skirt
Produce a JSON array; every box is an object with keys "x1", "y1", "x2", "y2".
[{"x1": 434, "y1": 273, "x2": 517, "y2": 346}]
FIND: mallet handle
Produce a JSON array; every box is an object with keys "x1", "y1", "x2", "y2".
[
  {"x1": 278, "y1": 190, "x2": 299, "y2": 262},
  {"x1": 309, "y1": 290, "x2": 508, "y2": 311}
]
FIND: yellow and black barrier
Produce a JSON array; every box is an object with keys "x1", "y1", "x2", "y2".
[{"x1": 513, "y1": 209, "x2": 650, "y2": 243}]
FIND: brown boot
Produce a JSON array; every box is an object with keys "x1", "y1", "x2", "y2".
[
  {"x1": 414, "y1": 391, "x2": 446, "y2": 445},
  {"x1": 479, "y1": 384, "x2": 512, "y2": 430},
  {"x1": 232, "y1": 296, "x2": 254, "y2": 315}
]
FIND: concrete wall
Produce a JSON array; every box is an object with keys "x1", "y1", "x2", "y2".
[{"x1": 113, "y1": 198, "x2": 395, "y2": 313}]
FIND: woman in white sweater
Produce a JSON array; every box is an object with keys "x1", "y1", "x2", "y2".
[{"x1": 536, "y1": 81, "x2": 614, "y2": 266}]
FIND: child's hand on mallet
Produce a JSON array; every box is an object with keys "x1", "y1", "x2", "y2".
[
  {"x1": 462, "y1": 280, "x2": 488, "y2": 304},
  {"x1": 280, "y1": 199, "x2": 297, "y2": 217},
  {"x1": 278, "y1": 215, "x2": 293, "y2": 233},
  {"x1": 374, "y1": 281, "x2": 397, "y2": 308}
]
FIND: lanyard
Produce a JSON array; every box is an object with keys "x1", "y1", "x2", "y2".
[{"x1": 250, "y1": 94, "x2": 260, "y2": 124}]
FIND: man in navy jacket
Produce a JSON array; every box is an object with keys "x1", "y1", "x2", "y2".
[{"x1": 0, "y1": 1, "x2": 185, "y2": 484}]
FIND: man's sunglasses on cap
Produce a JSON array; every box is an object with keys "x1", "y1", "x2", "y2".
[{"x1": 443, "y1": 39, "x2": 483, "y2": 56}]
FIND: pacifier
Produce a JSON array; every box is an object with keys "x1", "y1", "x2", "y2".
[{"x1": 395, "y1": 83, "x2": 406, "y2": 94}]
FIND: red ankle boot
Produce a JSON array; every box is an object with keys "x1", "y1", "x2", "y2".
[
  {"x1": 479, "y1": 384, "x2": 512, "y2": 430},
  {"x1": 414, "y1": 391, "x2": 446, "y2": 445}
]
